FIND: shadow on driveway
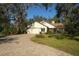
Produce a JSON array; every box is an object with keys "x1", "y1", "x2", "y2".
[{"x1": 0, "y1": 37, "x2": 16, "y2": 44}]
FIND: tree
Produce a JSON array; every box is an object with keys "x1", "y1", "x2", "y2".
[
  {"x1": 33, "y1": 16, "x2": 47, "y2": 22},
  {"x1": 0, "y1": 4, "x2": 29, "y2": 35},
  {"x1": 7, "y1": 4, "x2": 27, "y2": 34},
  {"x1": 56, "y1": 3, "x2": 79, "y2": 36},
  {"x1": 49, "y1": 16, "x2": 61, "y2": 23},
  {"x1": 0, "y1": 4, "x2": 11, "y2": 35}
]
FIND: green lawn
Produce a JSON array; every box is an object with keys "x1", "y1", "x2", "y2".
[{"x1": 31, "y1": 34, "x2": 79, "y2": 56}]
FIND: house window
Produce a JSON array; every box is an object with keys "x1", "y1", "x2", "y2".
[{"x1": 41, "y1": 28, "x2": 45, "y2": 32}]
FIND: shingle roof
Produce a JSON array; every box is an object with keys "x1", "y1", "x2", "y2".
[
  {"x1": 52, "y1": 23, "x2": 64, "y2": 29},
  {"x1": 40, "y1": 21, "x2": 56, "y2": 28}
]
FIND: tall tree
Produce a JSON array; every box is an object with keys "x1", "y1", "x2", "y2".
[
  {"x1": 0, "y1": 4, "x2": 28, "y2": 34},
  {"x1": 56, "y1": 3, "x2": 79, "y2": 36},
  {"x1": 0, "y1": 4, "x2": 12, "y2": 35},
  {"x1": 11, "y1": 4, "x2": 27, "y2": 34}
]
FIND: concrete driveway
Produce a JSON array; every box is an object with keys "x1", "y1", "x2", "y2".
[{"x1": 0, "y1": 34, "x2": 71, "y2": 56}]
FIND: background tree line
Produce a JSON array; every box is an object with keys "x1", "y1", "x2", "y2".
[
  {"x1": 0, "y1": 3, "x2": 47, "y2": 35},
  {"x1": 0, "y1": 3, "x2": 79, "y2": 37},
  {"x1": 0, "y1": 4, "x2": 28, "y2": 35},
  {"x1": 42, "y1": 3, "x2": 79, "y2": 37},
  {"x1": 55, "y1": 3, "x2": 79, "y2": 36}
]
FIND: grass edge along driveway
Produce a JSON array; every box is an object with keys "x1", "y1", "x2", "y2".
[{"x1": 31, "y1": 34, "x2": 79, "y2": 56}]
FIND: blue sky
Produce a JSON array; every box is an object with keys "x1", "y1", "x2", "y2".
[{"x1": 27, "y1": 4, "x2": 57, "y2": 19}]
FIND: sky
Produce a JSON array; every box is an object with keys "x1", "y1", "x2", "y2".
[{"x1": 27, "y1": 4, "x2": 57, "y2": 19}]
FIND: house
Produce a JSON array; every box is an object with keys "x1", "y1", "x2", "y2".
[
  {"x1": 51, "y1": 21, "x2": 64, "y2": 33},
  {"x1": 27, "y1": 21, "x2": 56, "y2": 34}
]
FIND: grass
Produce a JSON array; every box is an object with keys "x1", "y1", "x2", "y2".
[{"x1": 31, "y1": 34, "x2": 79, "y2": 56}]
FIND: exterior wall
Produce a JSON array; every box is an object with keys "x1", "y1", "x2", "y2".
[
  {"x1": 27, "y1": 22, "x2": 47, "y2": 34},
  {"x1": 27, "y1": 28, "x2": 41, "y2": 34}
]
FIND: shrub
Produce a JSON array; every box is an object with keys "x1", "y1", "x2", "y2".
[
  {"x1": 35, "y1": 34, "x2": 45, "y2": 38},
  {"x1": 46, "y1": 30, "x2": 55, "y2": 38},
  {"x1": 48, "y1": 34, "x2": 55, "y2": 38},
  {"x1": 54, "y1": 34, "x2": 65, "y2": 40},
  {"x1": 72, "y1": 36, "x2": 79, "y2": 41}
]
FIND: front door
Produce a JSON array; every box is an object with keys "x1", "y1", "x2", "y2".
[{"x1": 41, "y1": 28, "x2": 45, "y2": 33}]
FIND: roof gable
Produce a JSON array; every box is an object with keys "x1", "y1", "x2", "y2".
[
  {"x1": 40, "y1": 21, "x2": 56, "y2": 28},
  {"x1": 31, "y1": 21, "x2": 47, "y2": 28}
]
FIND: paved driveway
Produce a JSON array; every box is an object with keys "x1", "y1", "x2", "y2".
[{"x1": 0, "y1": 34, "x2": 71, "y2": 56}]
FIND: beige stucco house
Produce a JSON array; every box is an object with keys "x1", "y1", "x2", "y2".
[{"x1": 27, "y1": 21, "x2": 56, "y2": 34}]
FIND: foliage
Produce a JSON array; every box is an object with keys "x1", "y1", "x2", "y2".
[
  {"x1": 35, "y1": 34, "x2": 45, "y2": 38},
  {"x1": 33, "y1": 16, "x2": 47, "y2": 22},
  {"x1": 42, "y1": 3, "x2": 79, "y2": 37},
  {"x1": 49, "y1": 16, "x2": 61, "y2": 23},
  {"x1": 0, "y1": 4, "x2": 28, "y2": 35},
  {"x1": 56, "y1": 4, "x2": 79, "y2": 36}
]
